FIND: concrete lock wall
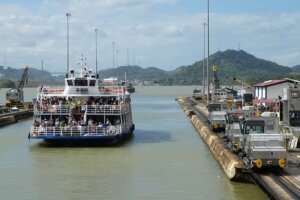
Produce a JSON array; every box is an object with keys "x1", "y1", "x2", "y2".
[
  {"x1": 177, "y1": 97, "x2": 244, "y2": 180},
  {"x1": 0, "y1": 110, "x2": 33, "y2": 127},
  {"x1": 0, "y1": 116, "x2": 16, "y2": 127}
]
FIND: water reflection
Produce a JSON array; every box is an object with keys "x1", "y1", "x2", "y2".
[{"x1": 132, "y1": 129, "x2": 172, "y2": 144}]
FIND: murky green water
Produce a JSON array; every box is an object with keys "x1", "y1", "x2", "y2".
[{"x1": 0, "y1": 86, "x2": 267, "y2": 200}]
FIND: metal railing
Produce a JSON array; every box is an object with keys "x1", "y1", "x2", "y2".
[
  {"x1": 37, "y1": 85, "x2": 126, "y2": 96},
  {"x1": 247, "y1": 133, "x2": 285, "y2": 149},
  {"x1": 99, "y1": 86, "x2": 125, "y2": 95},
  {"x1": 85, "y1": 105, "x2": 129, "y2": 114},
  {"x1": 30, "y1": 124, "x2": 128, "y2": 137},
  {"x1": 34, "y1": 105, "x2": 70, "y2": 114},
  {"x1": 37, "y1": 86, "x2": 65, "y2": 95},
  {"x1": 34, "y1": 104, "x2": 130, "y2": 115}
]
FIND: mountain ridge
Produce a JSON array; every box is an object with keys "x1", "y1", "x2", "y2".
[{"x1": 0, "y1": 49, "x2": 298, "y2": 86}]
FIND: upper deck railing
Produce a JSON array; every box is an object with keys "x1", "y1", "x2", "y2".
[
  {"x1": 34, "y1": 104, "x2": 130, "y2": 115},
  {"x1": 37, "y1": 85, "x2": 126, "y2": 96},
  {"x1": 30, "y1": 123, "x2": 131, "y2": 137}
]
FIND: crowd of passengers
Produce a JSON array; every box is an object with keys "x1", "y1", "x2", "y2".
[
  {"x1": 32, "y1": 116, "x2": 123, "y2": 135},
  {"x1": 35, "y1": 96, "x2": 126, "y2": 112}
]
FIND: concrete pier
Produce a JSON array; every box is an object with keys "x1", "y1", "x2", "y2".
[
  {"x1": 0, "y1": 109, "x2": 33, "y2": 127},
  {"x1": 177, "y1": 97, "x2": 245, "y2": 180}
]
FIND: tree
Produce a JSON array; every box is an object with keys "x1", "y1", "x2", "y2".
[{"x1": 0, "y1": 80, "x2": 15, "y2": 88}]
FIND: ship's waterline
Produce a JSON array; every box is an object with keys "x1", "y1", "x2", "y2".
[{"x1": 0, "y1": 86, "x2": 267, "y2": 200}]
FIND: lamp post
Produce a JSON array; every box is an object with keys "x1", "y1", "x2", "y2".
[
  {"x1": 112, "y1": 41, "x2": 115, "y2": 81},
  {"x1": 203, "y1": 22, "x2": 207, "y2": 98},
  {"x1": 95, "y1": 28, "x2": 98, "y2": 77},
  {"x1": 116, "y1": 49, "x2": 119, "y2": 68},
  {"x1": 66, "y1": 13, "x2": 71, "y2": 77},
  {"x1": 127, "y1": 48, "x2": 130, "y2": 66},
  {"x1": 41, "y1": 60, "x2": 44, "y2": 83},
  {"x1": 112, "y1": 41, "x2": 115, "y2": 68},
  {"x1": 207, "y1": 0, "x2": 210, "y2": 104}
]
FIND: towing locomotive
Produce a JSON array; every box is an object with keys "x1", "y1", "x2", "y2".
[{"x1": 225, "y1": 110, "x2": 287, "y2": 169}]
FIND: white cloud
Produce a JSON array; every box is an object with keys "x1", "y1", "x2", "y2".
[{"x1": 0, "y1": 1, "x2": 299, "y2": 72}]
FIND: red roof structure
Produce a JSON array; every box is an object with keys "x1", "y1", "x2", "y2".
[{"x1": 253, "y1": 80, "x2": 290, "y2": 87}]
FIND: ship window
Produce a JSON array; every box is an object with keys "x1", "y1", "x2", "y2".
[
  {"x1": 291, "y1": 91, "x2": 299, "y2": 98},
  {"x1": 90, "y1": 80, "x2": 96, "y2": 86},
  {"x1": 75, "y1": 80, "x2": 88, "y2": 86},
  {"x1": 67, "y1": 80, "x2": 73, "y2": 86}
]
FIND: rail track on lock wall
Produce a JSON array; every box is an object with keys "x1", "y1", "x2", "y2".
[
  {"x1": 250, "y1": 170, "x2": 300, "y2": 200},
  {"x1": 185, "y1": 97, "x2": 209, "y2": 123},
  {"x1": 184, "y1": 97, "x2": 300, "y2": 200}
]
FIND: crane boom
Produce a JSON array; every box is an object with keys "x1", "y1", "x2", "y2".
[
  {"x1": 6, "y1": 66, "x2": 29, "y2": 106},
  {"x1": 17, "y1": 66, "x2": 29, "y2": 90}
]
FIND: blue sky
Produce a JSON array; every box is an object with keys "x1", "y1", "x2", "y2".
[{"x1": 0, "y1": 0, "x2": 300, "y2": 72}]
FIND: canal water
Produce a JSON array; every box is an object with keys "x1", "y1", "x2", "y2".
[{"x1": 0, "y1": 86, "x2": 267, "y2": 200}]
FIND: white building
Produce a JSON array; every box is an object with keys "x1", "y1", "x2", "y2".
[{"x1": 253, "y1": 79, "x2": 298, "y2": 101}]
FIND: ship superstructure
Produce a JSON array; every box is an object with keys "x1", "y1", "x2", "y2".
[{"x1": 28, "y1": 65, "x2": 134, "y2": 144}]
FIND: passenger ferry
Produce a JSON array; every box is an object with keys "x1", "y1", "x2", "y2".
[{"x1": 28, "y1": 65, "x2": 135, "y2": 144}]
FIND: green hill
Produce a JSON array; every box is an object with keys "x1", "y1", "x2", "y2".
[
  {"x1": 159, "y1": 49, "x2": 293, "y2": 85},
  {"x1": 0, "y1": 66, "x2": 59, "y2": 86},
  {"x1": 292, "y1": 64, "x2": 300, "y2": 73},
  {"x1": 0, "y1": 49, "x2": 297, "y2": 86},
  {"x1": 98, "y1": 65, "x2": 166, "y2": 82}
]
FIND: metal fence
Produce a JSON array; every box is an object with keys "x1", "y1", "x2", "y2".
[
  {"x1": 34, "y1": 104, "x2": 130, "y2": 115},
  {"x1": 30, "y1": 124, "x2": 129, "y2": 137}
]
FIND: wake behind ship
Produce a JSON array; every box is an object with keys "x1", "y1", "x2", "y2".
[{"x1": 28, "y1": 66, "x2": 135, "y2": 145}]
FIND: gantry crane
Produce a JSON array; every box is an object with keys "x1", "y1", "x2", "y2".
[{"x1": 6, "y1": 66, "x2": 29, "y2": 107}]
